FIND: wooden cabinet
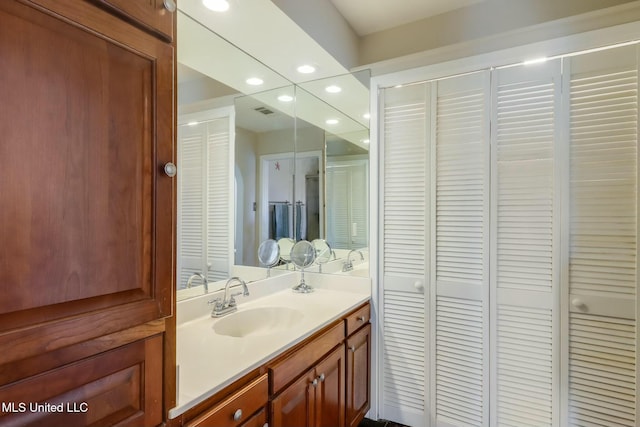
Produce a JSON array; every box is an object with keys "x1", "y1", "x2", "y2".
[
  {"x1": 346, "y1": 323, "x2": 371, "y2": 427},
  {"x1": 0, "y1": 0, "x2": 175, "y2": 425},
  {"x1": 272, "y1": 345, "x2": 345, "y2": 427}
]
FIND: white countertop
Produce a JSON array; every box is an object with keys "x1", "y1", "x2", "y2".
[{"x1": 169, "y1": 272, "x2": 371, "y2": 418}]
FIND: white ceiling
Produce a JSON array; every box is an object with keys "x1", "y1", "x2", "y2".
[{"x1": 329, "y1": 0, "x2": 484, "y2": 36}]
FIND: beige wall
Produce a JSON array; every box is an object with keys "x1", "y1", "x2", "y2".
[{"x1": 359, "y1": 0, "x2": 639, "y2": 66}]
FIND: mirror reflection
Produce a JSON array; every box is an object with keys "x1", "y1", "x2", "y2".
[{"x1": 176, "y1": 10, "x2": 370, "y2": 301}]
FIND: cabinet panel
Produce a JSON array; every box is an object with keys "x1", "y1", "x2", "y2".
[
  {"x1": 0, "y1": 0, "x2": 174, "y2": 363},
  {"x1": 0, "y1": 334, "x2": 163, "y2": 427},
  {"x1": 271, "y1": 369, "x2": 315, "y2": 427},
  {"x1": 315, "y1": 346, "x2": 346, "y2": 427},
  {"x1": 346, "y1": 324, "x2": 371, "y2": 427}
]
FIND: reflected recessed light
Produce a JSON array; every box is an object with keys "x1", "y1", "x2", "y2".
[
  {"x1": 187, "y1": 121, "x2": 198, "y2": 126},
  {"x1": 361, "y1": 139, "x2": 370, "y2": 144},
  {"x1": 246, "y1": 77, "x2": 264, "y2": 86},
  {"x1": 202, "y1": 0, "x2": 229, "y2": 12},
  {"x1": 523, "y1": 57, "x2": 548, "y2": 66},
  {"x1": 325, "y1": 85, "x2": 342, "y2": 93},
  {"x1": 363, "y1": 113, "x2": 370, "y2": 120},
  {"x1": 278, "y1": 94, "x2": 294, "y2": 102},
  {"x1": 326, "y1": 119, "x2": 339, "y2": 125},
  {"x1": 297, "y1": 65, "x2": 316, "y2": 74}
]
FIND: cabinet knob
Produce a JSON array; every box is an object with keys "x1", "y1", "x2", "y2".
[
  {"x1": 311, "y1": 378, "x2": 318, "y2": 387},
  {"x1": 357, "y1": 316, "x2": 366, "y2": 322},
  {"x1": 414, "y1": 280, "x2": 424, "y2": 291},
  {"x1": 164, "y1": 162, "x2": 177, "y2": 177},
  {"x1": 319, "y1": 373, "x2": 325, "y2": 382},
  {"x1": 163, "y1": 0, "x2": 177, "y2": 13},
  {"x1": 572, "y1": 298, "x2": 586, "y2": 310},
  {"x1": 350, "y1": 345, "x2": 356, "y2": 353},
  {"x1": 233, "y1": 409, "x2": 242, "y2": 421}
]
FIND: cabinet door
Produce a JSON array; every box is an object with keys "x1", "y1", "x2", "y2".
[
  {"x1": 0, "y1": 334, "x2": 163, "y2": 427},
  {"x1": 0, "y1": 0, "x2": 174, "y2": 365},
  {"x1": 94, "y1": 0, "x2": 175, "y2": 41},
  {"x1": 315, "y1": 346, "x2": 346, "y2": 427},
  {"x1": 346, "y1": 324, "x2": 371, "y2": 427},
  {"x1": 271, "y1": 369, "x2": 315, "y2": 427}
]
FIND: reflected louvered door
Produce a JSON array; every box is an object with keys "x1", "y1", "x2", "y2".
[
  {"x1": 432, "y1": 71, "x2": 490, "y2": 427},
  {"x1": 565, "y1": 45, "x2": 638, "y2": 427},
  {"x1": 206, "y1": 118, "x2": 231, "y2": 282},
  {"x1": 350, "y1": 161, "x2": 369, "y2": 248},
  {"x1": 177, "y1": 125, "x2": 205, "y2": 289},
  {"x1": 380, "y1": 83, "x2": 430, "y2": 427},
  {"x1": 326, "y1": 166, "x2": 350, "y2": 249},
  {"x1": 491, "y1": 60, "x2": 561, "y2": 427}
]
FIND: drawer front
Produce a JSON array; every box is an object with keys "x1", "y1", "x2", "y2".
[
  {"x1": 270, "y1": 321, "x2": 344, "y2": 394},
  {"x1": 187, "y1": 374, "x2": 268, "y2": 427},
  {"x1": 345, "y1": 303, "x2": 370, "y2": 336}
]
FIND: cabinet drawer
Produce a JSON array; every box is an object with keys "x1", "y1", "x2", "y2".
[
  {"x1": 270, "y1": 321, "x2": 344, "y2": 394},
  {"x1": 186, "y1": 374, "x2": 268, "y2": 427},
  {"x1": 345, "y1": 303, "x2": 370, "y2": 336}
]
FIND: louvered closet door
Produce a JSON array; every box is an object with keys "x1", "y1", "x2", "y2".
[
  {"x1": 178, "y1": 124, "x2": 206, "y2": 289},
  {"x1": 432, "y1": 72, "x2": 490, "y2": 427},
  {"x1": 206, "y1": 118, "x2": 231, "y2": 282},
  {"x1": 491, "y1": 60, "x2": 561, "y2": 427},
  {"x1": 380, "y1": 83, "x2": 430, "y2": 427},
  {"x1": 565, "y1": 45, "x2": 638, "y2": 427}
]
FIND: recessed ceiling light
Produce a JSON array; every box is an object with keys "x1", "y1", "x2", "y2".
[
  {"x1": 297, "y1": 65, "x2": 316, "y2": 74},
  {"x1": 326, "y1": 119, "x2": 339, "y2": 125},
  {"x1": 246, "y1": 77, "x2": 264, "y2": 86},
  {"x1": 187, "y1": 121, "x2": 199, "y2": 126},
  {"x1": 363, "y1": 113, "x2": 370, "y2": 120},
  {"x1": 278, "y1": 94, "x2": 294, "y2": 102},
  {"x1": 202, "y1": 0, "x2": 229, "y2": 12},
  {"x1": 325, "y1": 85, "x2": 342, "y2": 94}
]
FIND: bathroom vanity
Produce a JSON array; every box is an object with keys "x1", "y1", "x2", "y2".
[{"x1": 167, "y1": 274, "x2": 371, "y2": 427}]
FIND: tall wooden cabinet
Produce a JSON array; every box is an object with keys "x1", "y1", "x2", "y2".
[{"x1": 0, "y1": 0, "x2": 175, "y2": 426}]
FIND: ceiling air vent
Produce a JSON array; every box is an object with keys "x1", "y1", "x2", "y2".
[{"x1": 254, "y1": 106, "x2": 274, "y2": 115}]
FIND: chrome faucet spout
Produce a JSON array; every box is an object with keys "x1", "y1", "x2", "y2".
[
  {"x1": 187, "y1": 272, "x2": 208, "y2": 293},
  {"x1": 348, "y1": 250, "x2": 364, "y2": 262},
  {"x1": 223, "y1": 276, "x2": 249, "y2": 303},
  {"x1": 208, "y1": 276, "x2": 249, "y2": 317}
]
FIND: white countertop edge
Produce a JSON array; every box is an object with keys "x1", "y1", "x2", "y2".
[{"x1": 168, "y1": 290, "x2": 370, "y2": 419}]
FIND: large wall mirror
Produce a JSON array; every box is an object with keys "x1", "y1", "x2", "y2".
[{"x1": 176, "y1": 9, "x2": 370, "y2": 299}]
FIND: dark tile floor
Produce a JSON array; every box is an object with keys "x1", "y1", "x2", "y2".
[{"x1": 359, "y1": 417, "x2": 412, "y2": 427}]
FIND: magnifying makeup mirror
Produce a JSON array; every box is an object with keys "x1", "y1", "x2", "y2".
[
  {"x1": 258, "y1": 239, "x2": 280, "y2": 277},
  {"x1": 312, "y1": 239, "x2": 332, "y2": 273},
  {"x1": 290, "y1": 240, "x2": 316, "y2": 293},
  {"x1": 277, "y1": 238, "x2": 295, "y2": 270}
]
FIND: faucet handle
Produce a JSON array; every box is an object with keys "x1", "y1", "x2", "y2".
[{"x1": 207, "y1": 298, "x2": 222, "y2": 308}]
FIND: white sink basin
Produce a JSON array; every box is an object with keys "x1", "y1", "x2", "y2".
[{"x1": 213, "y1": 307, "x2": 304, "y2": 338}]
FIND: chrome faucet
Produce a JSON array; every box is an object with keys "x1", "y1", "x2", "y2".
[
  {"x1": 343, "y1": 250, "x2": 364, "y2": 272},
  {"x1": 207, "y1": 277, "x2": 249, "y2": 317},
  {"x1": 187, "y1": 272, "x2": 208, "y2": 294}
]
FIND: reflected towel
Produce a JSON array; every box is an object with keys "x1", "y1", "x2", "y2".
[
  {"x1": 274, "y1": 204, "x2": 289, "y2": 240},
  {"x1": 295, "y1": 203, "x2": 306, "y2": 240}
]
